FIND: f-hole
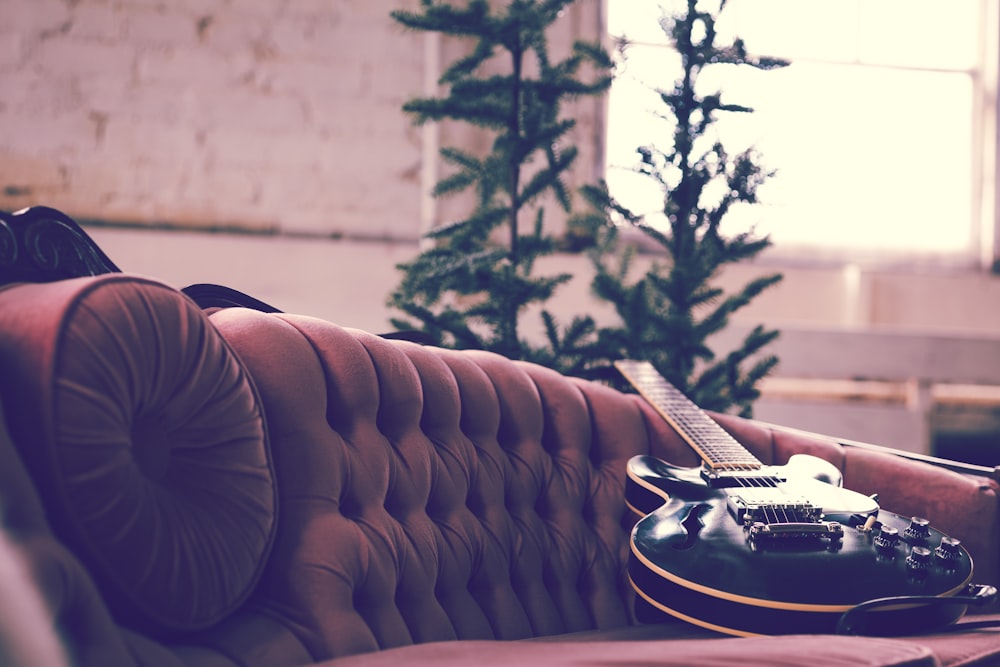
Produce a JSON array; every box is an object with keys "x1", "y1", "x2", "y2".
[{"x1": 673, "y1": 503, "x2": 708, "y2": 550}]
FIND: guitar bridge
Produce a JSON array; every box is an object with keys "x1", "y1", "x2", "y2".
[{"x1": 727, "y1": 490, "x2": 823, "y2": 525}]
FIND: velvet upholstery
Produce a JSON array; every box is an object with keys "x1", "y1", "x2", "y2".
[
  {"x1": 203, "y1": 306, "x2": 1000, "y2": 664},
  {"x1": 1, "y1": 274, "x2": 1000, "y2": 666},
  {"x1": 204, "y1": 310, "x2": 650, "y2": 659}
]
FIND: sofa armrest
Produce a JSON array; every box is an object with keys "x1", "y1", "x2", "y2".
[
  {"x1": 0, "y1": 275, "x2": 277, "y2": 635},
  {"x1": 841, "y1": 445, "x2": 1000, "y2": 589},
  {"x1": 0, "y1": 393, "x2": 136, "y2": 667}
]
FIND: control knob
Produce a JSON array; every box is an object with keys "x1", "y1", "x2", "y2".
[
  {"x1": 904, "y1": 517, "x2": 931, "y2": 544},
  {"x1": 934, "y1": 536, "x2": 963, "y2": 567},
  {"x1": 874, "y1": 525, "x2": 900, "y2": 555},
  {"x1": 906, "y1": 545, "x2": 932, "y2": 573}
]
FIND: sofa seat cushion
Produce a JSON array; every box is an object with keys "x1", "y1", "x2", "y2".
[
  {"x1": 308, "y1": 635, "x2": 937, "y2": 667},
  {"x1": 0, "y1": 275, "x2": 277, "y2": 633}
]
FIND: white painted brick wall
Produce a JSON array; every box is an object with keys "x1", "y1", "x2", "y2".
[
  {"x1": 0, "y1": 0, "x2": 430, "y2": 236},
  {"x1": 0, "y1": 0, "x2": 605, "y2": 241}
]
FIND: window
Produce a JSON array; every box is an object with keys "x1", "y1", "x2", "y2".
[{"x1": 605, "y1": 0, "x2": 997, "y2": 268}]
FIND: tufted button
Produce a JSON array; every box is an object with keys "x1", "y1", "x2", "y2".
[{"x1": 130, "y1": 413, "x2": 172, "y2": 481}]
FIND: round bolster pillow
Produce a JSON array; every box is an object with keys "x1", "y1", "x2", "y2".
[{"x1": 0, "y1": 275, "x2": 277, "y2": 633}]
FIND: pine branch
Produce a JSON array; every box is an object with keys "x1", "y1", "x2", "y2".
[
  {"x1": 392, "y1": 301, "x2": 486, "y2": 349},
  {"x1": 572, "y1": 39, "x2": 615, "y2": 70},
  {"x1": 424, "y1": 206, "x2": 509, "y2": 240},
  {"x1": 530, "y1": 310, "x2": 600, "y2": 376},
  {"x1": 441, "y1": 40, "x2": 497, "y2": 84},
  {"x1": 433, "y1": 169, "x2": 479, "y2": 197},
  {"x1": 635, "y1": 222, "x2": 674, "y2": 251},
  {"x1": 518, "y1": 146, "x2": 577, "y2": 208},
  {"x1": 391, "y1": 1, "x2": 493, "y2": 38},
  {"x1": 439, "y1": 146, "x2": 483, "y2": 170},
  {"x1": 403, "y1": 96, "x2": 511, "y2": 129},
  {"x1": 739, "y1": 324, "x2": 782, "y2": 357}
]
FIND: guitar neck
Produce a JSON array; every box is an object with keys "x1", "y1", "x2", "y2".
[{"x1": 615, "y1": 360, "x2": 761, "y2": 471}]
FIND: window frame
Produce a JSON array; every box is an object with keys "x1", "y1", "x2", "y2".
[{"x1": 601, "y1": 0, "x2": 1000, "y2": 273}]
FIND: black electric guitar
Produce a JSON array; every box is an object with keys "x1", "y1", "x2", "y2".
[{"x1": 617, "y1": 360, "x2": 989, "y2": 637}]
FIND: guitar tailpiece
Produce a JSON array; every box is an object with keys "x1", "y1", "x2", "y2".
[{"x1": 835, "y1": 584, "x2": 998, "y2": 636}]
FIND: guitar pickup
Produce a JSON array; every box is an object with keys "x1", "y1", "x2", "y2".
[
  {"x1": 701, "y1": 467, "x2": 784, "y2": 488},
  {"x1": 748, "y1": 521, "x2": 844, "y2": 544}
]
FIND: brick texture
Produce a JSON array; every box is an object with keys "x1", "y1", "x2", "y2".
[{"x1": 0, "y1": 0, "x2": 605, "y2": 241}]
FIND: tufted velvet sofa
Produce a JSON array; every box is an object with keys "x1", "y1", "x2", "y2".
[{"x1": 5, "y1": 264, "x2": 1000, "y2": 665}]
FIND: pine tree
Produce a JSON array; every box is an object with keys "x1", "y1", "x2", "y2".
[
  {"x1": 584, "y1": 0, "x2": 788, "y2": 416},
  {"x1": 387, "y1": 0, "x2": 613, "y2": 373}
]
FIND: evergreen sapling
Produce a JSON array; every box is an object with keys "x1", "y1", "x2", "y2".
[
  {"x1": 388, "y1": 0, "x2": 613, "y2": 374},
  {"x1": 585, "y1": 0, "x2": 788, "y2": 415}
]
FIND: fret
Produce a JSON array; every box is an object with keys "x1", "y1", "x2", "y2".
[{"x1": 614, "y1": 360, "x2": 761, "y2": 470}]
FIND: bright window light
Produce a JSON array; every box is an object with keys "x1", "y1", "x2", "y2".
[{"x1": 606, "y1": 0, "x2": 989, "y2": 265}]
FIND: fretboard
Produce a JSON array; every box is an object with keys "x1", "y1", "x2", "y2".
[{"x1": 615, "y1": 360, "x2": 761, "y2": 471}]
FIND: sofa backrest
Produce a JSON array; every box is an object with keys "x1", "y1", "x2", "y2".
[
  {"x1": 0, "y1": 274, "x2": 997, "y2": 666},
  {"x1": 202, "y1": 307, "x2": 703, "y2": 660},
  {"x1": 206, "y1": 306, "x2": 1000, "y2": 660}
]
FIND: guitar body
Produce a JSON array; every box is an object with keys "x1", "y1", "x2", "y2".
[{"x1": 626, "y1": 454, "x2": 975, "y2": 637}]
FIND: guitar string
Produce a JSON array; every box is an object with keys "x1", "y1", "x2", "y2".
[
  {"x1": 683, "y1": 412, "x2": 799, "y2": 525},
  {"x1": 640, "y1": 375, "x2": 799, "y2": 526}
]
